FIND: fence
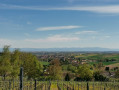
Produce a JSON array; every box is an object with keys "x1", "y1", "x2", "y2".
[
  {"x1": 0, "y1": 80, "x2": 119, "y2": 90},
  {"x1": 0, "y1": 80, "x2": 51, "y2": 90},
  {"x1": 57, "y1": 81, "x2": 119, "y2": 90}
]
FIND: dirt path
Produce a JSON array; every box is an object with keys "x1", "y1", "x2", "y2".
[{"x1": 50, "y1": 83, "x2": 58, "y2": 90}]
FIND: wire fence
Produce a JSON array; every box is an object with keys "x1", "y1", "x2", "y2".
[
  {"x1": 0, "y1": 80, "x2": 119, "y2": 90},
  {"x1": 57, "y1": 81, "x2": 119, "y2": 90},
  {"x1": 0, "y1": 68, "x2": 119, "y2": 90}
]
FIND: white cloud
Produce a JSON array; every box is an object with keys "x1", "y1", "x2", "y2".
[
  {"x1": 58, "y1": 5, "x2": 119, "y2": 13},
  {"x1": 36, "y1": 25, "x2": 82, "y2": 31},
  {"x1": 75, "y1": 30, "x2": 97, "y2": 34},
  {"x1": 0, "y1": 38, "x2": 13, "y2": 47},
  {"x1": 1, "y1": 3, "x2": 119, "y2": 13},
  {"x1": 25, "y1": 35, "x2": 80, "y2": 43}
]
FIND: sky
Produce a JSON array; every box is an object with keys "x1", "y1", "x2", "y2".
[{"x1": 0, "y1": 0, "x2": 119, "y2": 49}]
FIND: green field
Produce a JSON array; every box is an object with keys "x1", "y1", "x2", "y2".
[
  {"x1": 76, "y1": 54, "x2": 119, "y2": 61},
  {"x1": 40, "y1": 61, "x2": 50, "y2": 65}
]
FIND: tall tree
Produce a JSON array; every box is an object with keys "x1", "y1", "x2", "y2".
[
  {"x1": 0, "y1": 46, "x2": 11, "y2": 80},
  {"x1": 20, "y1": 53, "x2": 43, "y2": 79},
  {"x1": 10, "y1": 49, "x2": 21, "y2": 79},
  {"x1": 48, "y1": 59, "x2": 62, "y2": 80}
]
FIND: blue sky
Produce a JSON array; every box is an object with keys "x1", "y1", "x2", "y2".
[{"x1": 0, "y1": 0, "x2": 119, "y2": 49}]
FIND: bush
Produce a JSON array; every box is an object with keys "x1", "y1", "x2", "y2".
[
  {"x1": 105, "y1": 67, "x2": 110, "y2": 71},
  {"x1": 94, "y1": 71, "x2": 109, "y2": 81},
  {"x1": 115, "y1": 69, "x2": 119, "y2": 78}
]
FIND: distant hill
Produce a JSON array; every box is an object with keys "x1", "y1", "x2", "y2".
[{"x1": 0, "y1": 47, "x2": 119, "y2": 52}]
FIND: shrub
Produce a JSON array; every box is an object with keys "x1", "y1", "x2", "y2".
[
  {"x1": 94, "y1": 71, "x2": 109, "y2": 81},
  {"x1": 105, "y1": 67, "x2": 110, "y2": 71}
]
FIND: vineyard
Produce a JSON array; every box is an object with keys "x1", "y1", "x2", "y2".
[
  {"x1": 0, "y1": 81, "x2": 119, "y2": 90},
  {"x1": 0, "y1": 80, "x2": 50, "y2": 90}
]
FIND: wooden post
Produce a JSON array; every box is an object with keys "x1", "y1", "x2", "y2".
[
  {"x1": 13, "y1": 80, "x2": 14, "y2": 90},
  {"x1": 45, "y1": 83, "x2": 46, "y2": 90},
  {"x1": 73, "y1": 84, "x2": 74, "y2": 90},
  {"x1": 104, "y1": 87, "x2": 106, "y2": 90},
  {"x1": 34, "y1": 79, "x2": 36, "y2": 90},
  {"x1": 114, "y1": 85, "x2": 115, "y2": 90},
  {"x1": 81, "y1": 82, "x2": 82, "y2": 90},
  {"x1": 67, "y1": 84, "x2": 68, "y2": 90},
  {"x1": 9, "y1": 80, "x2": 11, "y2": 90},
  {"x1": 20, "y1": 67, "x2": 23, "y2": 90},
  {"x1": 87, "y1": 82, "x2": 89, "y2": 90},
  {"x1": 93, "y1": 82, "x2": 94, "y2": 90},
  {"x1": 63, "y1": 83, "x2": 64, "y2": 90},
  {"x1": 78, "y1": 84, "x2": 79, "y2": 90}
]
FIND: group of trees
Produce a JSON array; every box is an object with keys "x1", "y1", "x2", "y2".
[
  {"x1": 0, "y1": 46, "x2": 43, "y2": 80},
  {"x1": 76, "y1": 64, "x2": 93, "y2": 81},
  {"x1": 0, "y1": 46, "x2": 64, "y2": 80}
]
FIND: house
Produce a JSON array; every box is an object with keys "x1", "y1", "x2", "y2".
[{"x1": 80, "y1": 60, "x2": 87, "y2": 64}]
